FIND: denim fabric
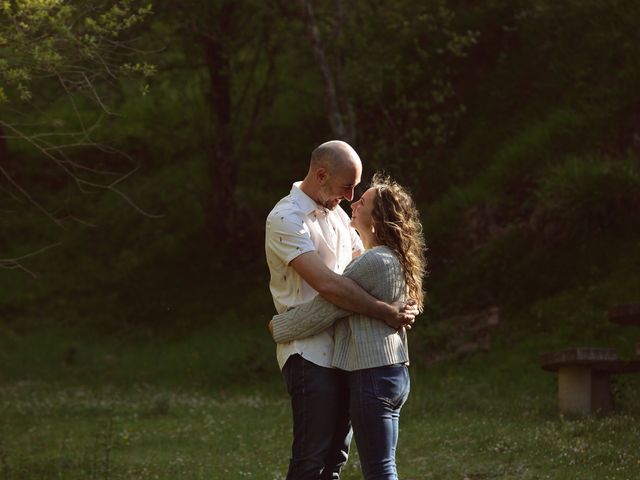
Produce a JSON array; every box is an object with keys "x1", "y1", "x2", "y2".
[
  {"x1": 282, "y1": 354, "x2": 352, "y2": 480},
  {"x1": 349, "y1": 364, "x2": 410, "y2": 480}
]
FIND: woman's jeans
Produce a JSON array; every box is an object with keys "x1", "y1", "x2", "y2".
[
  {"x1": 282, "y1": 354, "x2": 352, "y2": 480},
  {"x1": 349, "y1": 364, "x2": 410, "y2": 480}
]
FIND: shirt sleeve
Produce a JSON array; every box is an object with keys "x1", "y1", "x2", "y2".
[
  {"x1": 266, "y1": 210, "x2": 315, "y2": 265},
  {"x1": 271, "y1": 252, "x2": 385, "y2": 343}
]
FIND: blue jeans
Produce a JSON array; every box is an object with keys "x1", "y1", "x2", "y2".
[
  {"x1": 349, "y1": 364, "x2": 410, "y2": 480},
  {"x1": 282, "y1": 354, "x2": 352, "y2": 480}
]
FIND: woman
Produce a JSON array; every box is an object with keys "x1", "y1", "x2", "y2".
[{"x1": 271, "y1": 173, "x2": 427, "y2": 479}]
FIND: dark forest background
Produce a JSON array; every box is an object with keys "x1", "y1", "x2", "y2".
[{"x1": 2, "y1": 0, "x2": 640, "y2": 387}]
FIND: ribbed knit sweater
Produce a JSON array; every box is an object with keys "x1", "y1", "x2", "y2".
[{"x1": 271, "y1": 245, "x2": 409, "y2": 371}]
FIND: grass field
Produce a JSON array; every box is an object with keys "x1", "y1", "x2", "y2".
[{"x1": 2, "y1": 327, "x2": 639, "y2": 480}]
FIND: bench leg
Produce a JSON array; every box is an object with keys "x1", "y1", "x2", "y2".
[
  {"x1": 557, "y1": 367, "x2": 613, "y2": 414},
  {"x1": 591, "y1": 371, "x2": 613, "y2": 413},
  {"x1": 558, "y1": 367, "x2": 591, "y2": 414}
]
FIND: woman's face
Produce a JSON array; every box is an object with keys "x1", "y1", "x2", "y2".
[{"x1": 350, "y1": 187, "x2": 377, "y2": 234}]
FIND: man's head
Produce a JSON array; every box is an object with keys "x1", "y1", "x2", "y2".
[{"x1": 305, "y1": 140, "x2": 362, "y2": 210}]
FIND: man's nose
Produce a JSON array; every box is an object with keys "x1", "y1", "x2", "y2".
[{"x1": 345, "y1": 188, "x2": 354, "y2": 201}]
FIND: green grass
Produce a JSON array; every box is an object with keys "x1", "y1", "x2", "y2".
[
  {"x1": 0, "y1": 382, "x2": 292, "y2": 479},
  {"x1": 1, "y1": 325, "x2": 640, "y2": 480}
]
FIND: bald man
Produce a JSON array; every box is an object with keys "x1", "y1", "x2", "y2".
[{"x1": 265, "y1": 140, "x2": 416, "y2": 480}]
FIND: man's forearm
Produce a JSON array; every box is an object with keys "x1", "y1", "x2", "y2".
[
  {"x1": 317, "y1": 275, "x2": 394, "y2": 322},
  {"x1": 288, "y1": 250, "x2": 407, "y2": 328}
]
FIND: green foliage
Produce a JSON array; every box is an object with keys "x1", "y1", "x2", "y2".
[
  {"x1": 0, "y1": 157, "x2": 208, "y2": 328},
  {"x1": 0, "y1": 0, "x2": 157, "y2": 256},
  {"x1": 441, "y1": 233, "x2": 639, "y2": 312},
  {"x1": 0, "y1": 0, "x2": 154, "y2": 105},
  {"x1": 349, "y1": 0, "x2": 478, "y2": 174},
  {"x1": 481, "y1": 109, "x2": 588, "y2": 194},
  {"x1": 512, "y1": 0, "x2": 640, "y2": 106},
  {"x1": 422, "y1": 107, "x2": 597, "y2": 279},
  {"x1": 536, "y1": 155, "x2": 640, "y2": 236}
]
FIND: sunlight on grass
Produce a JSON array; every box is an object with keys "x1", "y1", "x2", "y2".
[
  {"x1": 1, "y1": 380, "x2": 639, "y2": 479},
  {"x1": 0, "y1": 382, "x2": 292, "y2": 479}
]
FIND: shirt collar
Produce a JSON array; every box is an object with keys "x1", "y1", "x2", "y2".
[{"x1": 291, "y1": 181, "x2": 324, "y2": 216}]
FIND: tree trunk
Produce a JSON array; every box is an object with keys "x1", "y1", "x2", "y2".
[
  {"x1": 298, "y1": 0, "x2": 356, "y2": 143},
  {"x1": 203, "y1": 2, "x2": 237, "y2": 245}
]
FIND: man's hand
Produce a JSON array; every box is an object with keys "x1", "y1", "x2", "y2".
[{"x1": 386, "y1": 299, "x2": 419, "y2": 331}]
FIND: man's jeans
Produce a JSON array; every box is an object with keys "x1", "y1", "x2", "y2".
[
  {"x1": 349, "y1": 364, "x2": 410, "y2": 480},
  {"x1": 282, "y1": 354, "x2": 352, "y2": 480}
]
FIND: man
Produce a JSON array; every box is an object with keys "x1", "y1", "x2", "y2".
[{"x1": 265, "y1": 140, "x2": 417, "y2": 480}]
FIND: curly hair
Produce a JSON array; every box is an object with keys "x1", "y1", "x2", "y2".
[{"x1": 370, "y1": 173, "x2": 427, "y2": 308}]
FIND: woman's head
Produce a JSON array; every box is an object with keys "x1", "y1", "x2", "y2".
[{"x1": 352, "y1": 173, "x2": 427, "y2": 307}]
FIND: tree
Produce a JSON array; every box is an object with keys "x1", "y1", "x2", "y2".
[
  {"x1": 283, "y1": 0, "x2": 477, "y2": 191},
  {"x1": 160, "y1": 0, "x2": 282, "y2": 245},
  {"x1": 296, "y1": 0, "x2": 355, "y2": 143},
  {"x1": 1, "y1": 0, "x2": 155, "y2": 275},
  {"x1": 348, "y1": 1, "x2": 477, "y2": 178}
]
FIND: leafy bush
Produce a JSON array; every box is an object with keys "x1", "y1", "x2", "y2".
[
  {"x1": 482, "y1": 109, "x2": 586, "y2": 193},
  {"x1": 535, "y1": 155, "x2": 640, "y2": 236}
]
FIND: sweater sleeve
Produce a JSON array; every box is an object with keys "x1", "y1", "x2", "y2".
[{"x1": 271, "y1": 251, "x2": 385, "y2": 343}]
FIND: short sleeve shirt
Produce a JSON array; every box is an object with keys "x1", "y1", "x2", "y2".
[{"x1": 265, "y1": 181, "x2": 364, "y2": 369}]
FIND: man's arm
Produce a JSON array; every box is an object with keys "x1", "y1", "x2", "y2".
[{"x1": 290, "y1": 251, "x2": 416, "y2": 329}]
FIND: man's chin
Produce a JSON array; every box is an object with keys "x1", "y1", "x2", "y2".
[{"x1": 323, "y1": 200, "x2": 341, "y2": 210}]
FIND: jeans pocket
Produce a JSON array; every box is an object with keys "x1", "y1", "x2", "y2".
[{"x1": 371, "y1": 364, "x2": 410, "y2": 410}]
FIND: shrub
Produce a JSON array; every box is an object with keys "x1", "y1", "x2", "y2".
[{"x1": 535, "y1": 155, "x2": 640, "y2": 236}]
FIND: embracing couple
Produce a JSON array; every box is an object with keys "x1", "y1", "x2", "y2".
[{"x1": 265, "y1": 140, "x2": 426, "y2": 480}]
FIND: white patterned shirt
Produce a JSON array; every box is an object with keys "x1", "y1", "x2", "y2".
[{"x1": 265, "y1": 181, "x2": 364, "y2": 369}]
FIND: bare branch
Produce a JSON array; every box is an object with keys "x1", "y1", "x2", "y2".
[
  {"x1": 57, "y1": 158, "x2": 130, "y2": 177},
  {"x1": 82, "y1": 72, "x2": 116, "y2": 116},
  {"x1": 0, "y1": 163, "x2": 62, "y2": 225},
  {"x1": 1, "y1": 262, "x2": 38, "y2": 278},
  {"x1": 107, "y1": 186, "x2": 164, "y2": 218},
  {"x1": 58, "y1": 214, "x2": 98, "y2": 228},
  {"x1": 1, "y1": 120, "x2": 162, "y2": 221},
  {"x1": 0, "y1": 243, "x2": 61, "y2": 278}
]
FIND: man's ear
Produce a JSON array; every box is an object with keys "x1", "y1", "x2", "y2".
[{"x1": 316, "y1": 166, "x2": 329, "y2": 185}]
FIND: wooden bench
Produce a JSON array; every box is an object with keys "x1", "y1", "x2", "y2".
[{"x1": 540, "y1": 348, "x2": 640, "y2": 414}]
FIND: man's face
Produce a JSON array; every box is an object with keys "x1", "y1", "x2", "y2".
[{"x1": 318, "y1": 163, "x2": 362, "y2": 210}]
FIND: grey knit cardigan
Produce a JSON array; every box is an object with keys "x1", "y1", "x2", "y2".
[{"x1": 271, "y1": 245, "x2": 409, "y2": 371}]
